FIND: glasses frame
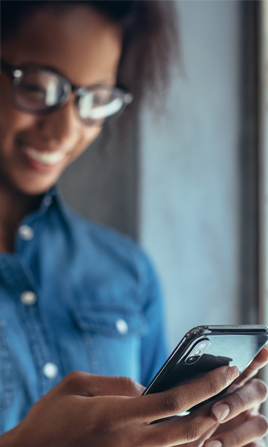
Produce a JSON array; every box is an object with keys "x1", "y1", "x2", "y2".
[{"x1": 0, "y1": 58, "x2": 133, "y2": 124}]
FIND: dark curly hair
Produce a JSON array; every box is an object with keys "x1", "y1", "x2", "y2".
[{"x1": 1, "y1": 0, "x2": 180, "y2": 110}]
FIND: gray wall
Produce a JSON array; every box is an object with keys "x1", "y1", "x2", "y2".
[
  {"x1": 59, "y1": 121, "x2": 138, "y2": 238},
  {"x1": 140, "y1": 0, "x2": 241, "y2": 350}
]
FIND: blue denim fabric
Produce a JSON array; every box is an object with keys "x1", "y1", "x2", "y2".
[{"x1": 0, "y1": 188, "x2": 167, "y2": 433}]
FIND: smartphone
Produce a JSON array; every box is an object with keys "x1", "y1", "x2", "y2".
[{"x1": 143, "y1": 325, "x2": 268, "y2": 411}]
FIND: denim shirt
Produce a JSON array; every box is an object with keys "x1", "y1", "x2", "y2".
[{"x1": 0, "y1": 188, "x2": 167, "y2": 434}]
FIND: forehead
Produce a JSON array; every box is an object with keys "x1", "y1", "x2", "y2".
[{"x1": 2, "y1": 5, "x2": 122, "y2": 85}]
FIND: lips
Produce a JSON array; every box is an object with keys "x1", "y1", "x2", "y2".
[
  {"x1": 18, "y1": 139, "x2": 74, "y2": 168},
  {"x1": 23, "y1": 147, "x2": 66, "y2": 165}
]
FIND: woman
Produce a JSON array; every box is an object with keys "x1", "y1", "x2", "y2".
[{"x1": 0, "y1": 1, "x2": 267, "y2": 446}]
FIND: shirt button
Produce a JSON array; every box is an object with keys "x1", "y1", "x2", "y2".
[
  {"x1": 18, "y1": 225, "x2": 34, "y2": 240},
  {"x1": 43, "y1": 196, "x2": 52, "y2": 206},
  {"x1": 42, "y1": 362, "x2": 58, "y2": 379},
  {"x1": 115, "y1": 318, "x2": 129, "y2": 335},
  {"x1": 20, "y1": 291, "x2": 37, "y2": 306}
]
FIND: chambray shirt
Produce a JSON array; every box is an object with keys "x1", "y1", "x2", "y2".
[{"x1": 0, "y1": 188, "x2": 167, "y2": 434}]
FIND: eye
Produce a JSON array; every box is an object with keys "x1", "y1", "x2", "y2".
[
  {"x1": 17, "y1": 82, "x2": 47, "y2": 106},
  {"x1": 17, "y1": 72, "x2": 48, "y2": 103},
  {"x1": 21, "y1": 84, "x2": 46, "y2": 95},
  {"x1": 93, "y1": 93, "x2": 111, "y2": 107}
]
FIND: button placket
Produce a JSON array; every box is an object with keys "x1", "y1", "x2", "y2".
[
  {"x1": 0, "y1": 251, "x2": 60, "y2": 396},
  {"x1": 20, "y1": 291, "x2": 37, "y2": 306},
  {"x1": 43, "y1": 196, "x2": 52, "y2": 207},
  {"x1": 115, "y1": 319, "x2": 129, "y2": 335},
  {"x1": 42, "y1": 362, "x2": 58, "y2": 379},
  {"x1": 19, "y1": 301, "x2": 60, "y2": 394},
  {"x1": 18, "y1": 225, "x2": 34, "y2": 241}
]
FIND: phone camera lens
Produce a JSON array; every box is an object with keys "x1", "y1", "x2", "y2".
[
  {"x1": 199, "y1": 342, "x2": 207, "y2": 350},
  {"x1": 183, "y1": 338, "x2": 210, "y2": 366},
  {"x1": 185, "y1": 355, "x2": 201, "y2": 365}
]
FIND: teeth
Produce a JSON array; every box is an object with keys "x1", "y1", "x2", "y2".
[{"x1": 23, "y1": 147, "x2": 65, "y2": 165}]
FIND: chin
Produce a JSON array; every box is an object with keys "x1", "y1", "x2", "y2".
[
  {"x1": 17, "y1": 182, "x2": 55, "y2": 196},
  {"x1": 8, "y1": 165, "x2": 65, "y2": 196},
  {"x1": 10, "y1": 174, "x2": 59, "y2": 196}
]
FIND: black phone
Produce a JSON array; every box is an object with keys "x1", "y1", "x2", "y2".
[{"x1": 143, "y1": 324, "x2": 268, "y2": 411}]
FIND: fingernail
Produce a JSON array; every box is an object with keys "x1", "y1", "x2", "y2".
[
  {"x1": 228, "y1": 366, "x2": 239, "y2": 382},
  {"x1": 205, "y1": 440, "x2": 222, "y2": 447},
  {"x1": 211, "y1": 403, "x2": 230, "y2": 421}
]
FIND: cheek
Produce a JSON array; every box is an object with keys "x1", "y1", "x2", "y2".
[
  {"x1": 0, "y1": 111, "x2": 38, "y2": 151},
  {"x1": 83, "y1": 124, "x2": 103, "y2": 146},
  {"x1": 0, "y1": 75, "x2": 12, "y2": 107},
  {"x1": 0, "y1": 76, "x2": 17, "y2": 127},
  {"x1": 68, "y1": 125, "x2": 103, "y2": 162},
  {"x1": 0, "y1": 78, "x2": 36, "y2": 139}
]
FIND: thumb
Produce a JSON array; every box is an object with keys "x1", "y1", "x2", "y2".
[
  {"x1": 63, "y1": 371, "x2": 145, "y2": 397},
  {"x1": 99, "y1": 375, "x2": 145, "y2": 397}
]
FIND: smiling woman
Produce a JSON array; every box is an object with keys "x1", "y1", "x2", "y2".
[
  {"x1": 0, "y1": 2, "x2": 267, "y2": 447},
  {"x1": 0, "y1": 3, "x2": 123, "y2": 195}
]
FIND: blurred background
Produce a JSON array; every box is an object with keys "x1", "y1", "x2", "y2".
[{"x1": 59, "y1": 1, "x2": 266, "y2": 353}]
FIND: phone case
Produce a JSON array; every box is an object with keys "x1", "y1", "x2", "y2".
[{"x1": 143, "y1": 324, "x2": 268, "y2": 397}]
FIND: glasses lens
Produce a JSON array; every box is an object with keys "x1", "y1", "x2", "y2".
[
  {"x1": 78, "y1": 87, "x2": 125, "y2": 125},
  {"x1": 14, "y1": 70, "x2": 68, "y2": 111}
]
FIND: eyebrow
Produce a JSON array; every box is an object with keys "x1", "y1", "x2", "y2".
[{"x1": 1, "y1": 58, "x2": 115, "y2": 89}]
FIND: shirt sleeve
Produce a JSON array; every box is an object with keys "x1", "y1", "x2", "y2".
[{"x1": 140, "y1": 256, "x2": 168, "y2": 387}]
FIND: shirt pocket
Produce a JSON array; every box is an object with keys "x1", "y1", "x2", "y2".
[
  {"x1": 72, "y1": 307, "x2": 148, "y2": 381},
  {"x1": 0, "y1": 322, "x2": 14, "y2": 412}
]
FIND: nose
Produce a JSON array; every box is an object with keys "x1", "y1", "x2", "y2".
[{"x1": 36, "y1": 97, "x2": 80, "y2": 144}]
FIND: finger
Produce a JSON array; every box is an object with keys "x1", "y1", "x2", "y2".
[
  {"x1": 210, "y1": 379, "x2": 268, "y2": 423},
  {"x1": 235, "y1": 347, "x2": 268, "y2": 386},
  {"x1": 244, "y1": 439, "x2": 267, "y2": 447},
  {"x1": 204, "y1": 414, "x2": 268, "y2": 447},
  {"x1": 172, "y1": 425, "x2": 220, "y2": 447},
  {"x1": 124, "y1": 366, "x2": 239, "y2": 423},
  {"x1": 144, "y1": 410, "x2": 219, "y2": 447},
  {"x1": 189, "y1": 424, "x2": 220, "y2": 447},
  {"x1": 212, "y1": 410, "x2": 262, "y2": 437},
  {"x1": 62, "y1": 371, "x2": 144, "y2": 397}
]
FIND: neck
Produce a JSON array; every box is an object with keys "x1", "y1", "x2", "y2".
[{"x1": 0, "y1": 184, "x2": 42, "y2": 253}]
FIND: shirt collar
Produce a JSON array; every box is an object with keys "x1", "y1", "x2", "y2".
[{"x1": 38, "y1": 185, "x2": 58, "y2": 213}]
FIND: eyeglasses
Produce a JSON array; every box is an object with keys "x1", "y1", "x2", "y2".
[{"x1": 0, "y1": 58, "x2": 133, "y2": 126}]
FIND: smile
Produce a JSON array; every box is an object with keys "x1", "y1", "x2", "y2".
[{"x1": 22, "y1": 147, "x2": 67, "y2": 165}]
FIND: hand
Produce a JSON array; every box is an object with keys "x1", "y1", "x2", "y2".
[
  {"x1": 170, "y1": 347, "x2": 268, "y2": 447},
  {"x1": 202, "y1": 346, "x2": 268, "y2": 447},
  {"x1": 0, "y1": 366, "x2": 239, "y2": 447},
  {"x1": 234, "y1": 345, "x2": 268, "y2": 387}
]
